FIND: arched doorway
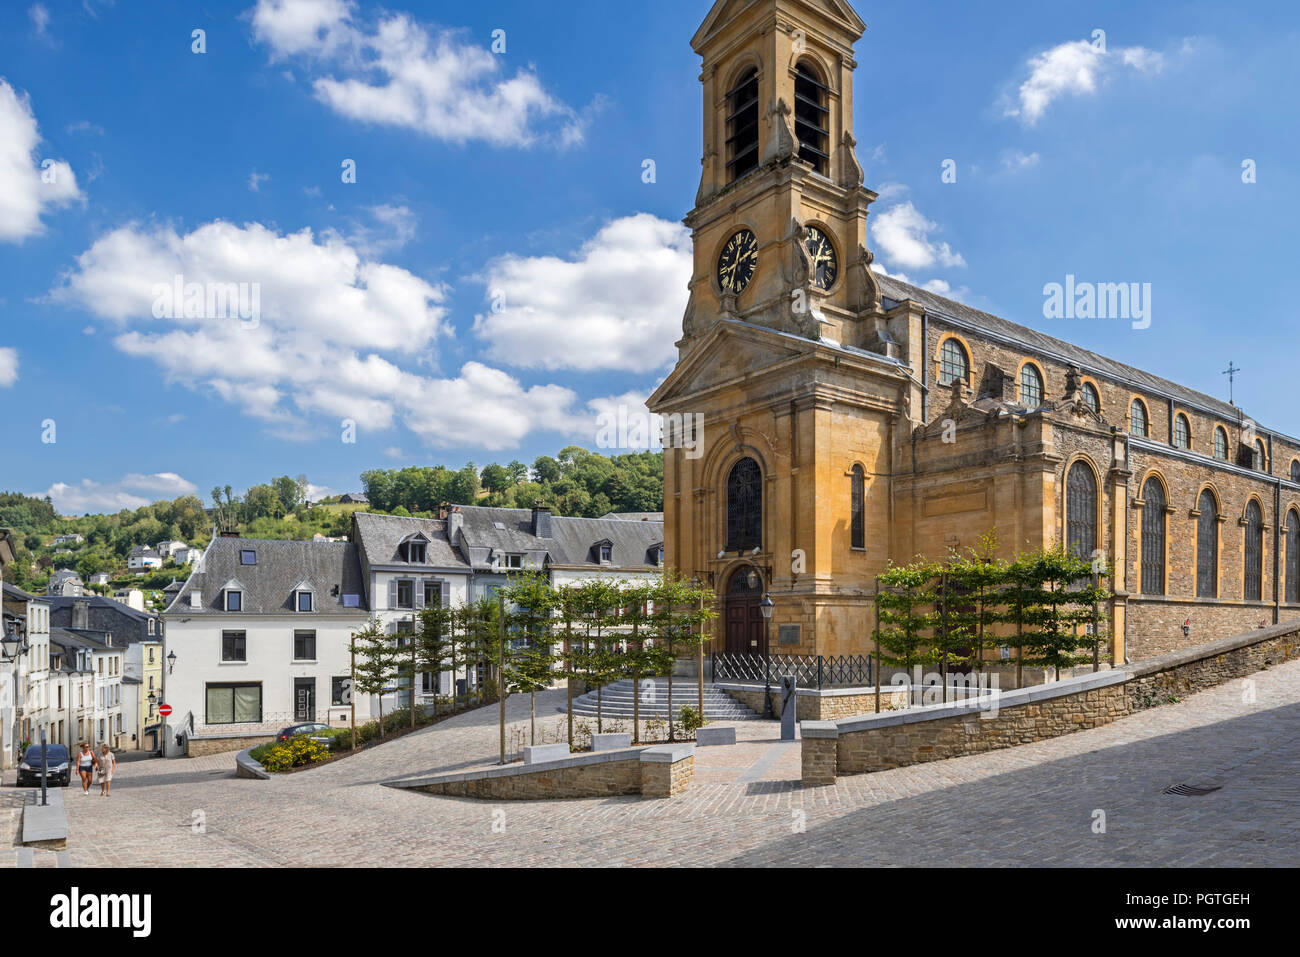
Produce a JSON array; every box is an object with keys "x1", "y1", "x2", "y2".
[{"x1": 724, "y1": 566, "x2": 765, "y2": 655}]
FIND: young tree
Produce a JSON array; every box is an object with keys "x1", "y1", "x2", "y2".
[
  {"x1": 415, "y1": 601, "x2": 455, "y2": 717},
  {"x1": 502, "y1": 570, "x2": 559, "y2": 744},
  {"x1": 349, "y1": 618, "x2": 399, "y2": 738}
]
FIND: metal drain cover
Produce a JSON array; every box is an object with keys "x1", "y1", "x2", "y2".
[{"x1": 1164, "y1": 783, "x2": 1221, "y2": 796}]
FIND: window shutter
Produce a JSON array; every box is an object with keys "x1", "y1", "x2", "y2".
[
  {"x1": 415, "y1": 582, "x2": 426, "y2": 610},
  {"x1": 388, "y1": 578, "x2": 398, "y2": 610}
]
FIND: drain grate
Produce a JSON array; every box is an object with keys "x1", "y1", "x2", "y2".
[{"x1": 1164, "y1": 783, "x2": 1221, "y2": 796}]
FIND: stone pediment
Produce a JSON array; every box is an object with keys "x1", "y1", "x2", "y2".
[
  {"x1": 693, "y1": 0, "x2": 867, "y2": 51},
  {"x1": 649, "y1": 320, "x2": 812, "y2": 409},
  {"x1": 914, "y1": 380, "x2": 997, "y2": 439}
]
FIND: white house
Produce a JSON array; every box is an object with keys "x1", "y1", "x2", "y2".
[
  {"x1": 155, "y1": 540, "x2": 189, "y2": 560},
  {"x1": 46, "y1": 569, "x2": 84, "y2": 597},
  {"x1": 172, "y1": 546, "x2": 203, "y2": 566},
  {"x1": 48, "y1": 628, "x2": 119, "y2": 748},
  {"x1": 161, "y1": 536, "x2": 377, "y2": 757},
  {"x1": 88, "y1": 572, "x2": 111, "y2": 587},
  {"x1": 128, "y1": 546, "x2": 163, "y2": 572},
  {"x1": 2, "y1": 584, "x2": 52, "y2": 765}
]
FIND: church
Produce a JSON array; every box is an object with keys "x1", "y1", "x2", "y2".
[{"x1": 648, "y1": 0, "x2": 1300, "y2": 667}]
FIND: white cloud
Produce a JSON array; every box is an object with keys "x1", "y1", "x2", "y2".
[
  {"x1": 1001, "y1": 150, "x2": 1040, "y2": 172},
  {"x1": 42, "y1": 472, "x2": 198, "y2": 515},
  {"x1": 0, "y1": 347, "x2": 17, "y2": 387},
  {"x1": 248, "y1": 0, "x2": 584, "y2": 147},
  {"x1": 869, "y1": 201, "x2": 965, "y2": 272},
  {"x1": 1006, "y1": 38, "x2": 1168, "y2": 126},
  {"x1": 474, "y1": 213, "x2": 692, "y2": 372},
  {"x1": 0, "y1": 78, "x2": 83, "y2": 242},
  {"x1": 29, "y1": 4, "x2": 50, "y2": 36},
  {"x1": 248, "y1": 170, "x2": 271, "y2": 191},
  {"x1": 346, "y1": 203, "x2": 417, "y2": 256}
]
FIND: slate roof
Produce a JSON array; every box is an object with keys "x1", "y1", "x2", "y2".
[
  {"x1": 2, "y1": 583, "x2": 47, "y2": 604},
  {"x1": 876, "y1": 274, "x2": 1286, "y2": 438},
  {"x1": 49, "y1": 626, "x2": 110, "y2": 651},
  {"x1": 129, "y1": 546, "x2": 162, "y2": 559},
  {"x1": 351, "y1": 513, "x2": 469, "y2": 569},
  {"x1": 45, "y1": 594, "x2": 156, "y2": 624},
  {"x1": 456, "y1": 506, "x2": 664, "y2": 571},
  {"x1": 165, "y1": 537, "x2": 369, "y2": 615},
  {"x1": 599, "y1": 512, "x2": 664, "y2": 523},
  {"x1": 49, "y1": 569, "x2": 82, "y2": 584}
]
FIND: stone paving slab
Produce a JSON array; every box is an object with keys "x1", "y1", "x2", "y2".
[{"x1": 7, "y1": 661, "x2": 1296, "y2": 868}]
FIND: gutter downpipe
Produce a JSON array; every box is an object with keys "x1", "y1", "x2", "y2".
[{"x1": 1272, "y1": 434, "x2": 1281, "y2": 625}]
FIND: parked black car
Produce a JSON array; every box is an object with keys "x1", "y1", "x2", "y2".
[
  {"x1": 17, "y1": 744, "x2": 71, "y2": 787},
  {"x1": 275, "y1": 722, "x2": 330, "y2": 742}
]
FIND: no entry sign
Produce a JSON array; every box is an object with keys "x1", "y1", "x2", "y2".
[{"x1": 158, "y1": 703, "x2": 173, "y2": 717}]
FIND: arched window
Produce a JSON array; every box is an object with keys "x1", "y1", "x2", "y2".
[
  {"x1": 1291, "y1": 460, "x2": 1300, "y2": 483},
  {"x1": 1213, "y1": 427, "x2": 1229, "y2": 461},
  {"x1": 1244, "y1": 500, "x2": 1264, "y2": 601},
  {"x1": 725, "y1": 68, "x2": 760, "y2": 183},
  {"x1": 1140, "y1": 477, "x2": 1166, "y2": 595},
  {"x1": 1081, "y1": 382, "x2": 1100, "y2": 414},
  {"x1": 1254, "y1": 439, "x2": 1267, "y2": 472},
  {"x1": 1019, "y1": 363, "x2": 1043, "y2": 406},
  {"x1": 793, "y1": 62, "x2": 830, "y2": 175},
  {"x1": 1196, "y1": 489, "x2": 1219, "y2": 598},
  {"x1": 1130, "y1": 399, "x2": 1149, "y2": 437},
  {"x1": 850, "y1": 465, "x2": 865, "y2": 549},
  {"x1": 726, "y1": 457, "x2": 763, "y2": 551},
  {"x1": 937, "y1": 338, "x2": 969, "y2": 387},
  {"x1": 1065, "y1": 462, "x2": 1097, "y2": 562},
  {"x1": 1287, "y1": 510, "x2": 1300, "y2": 604},
  {"x1": 1173, "y1": 414, "x2": 1191, "y2": 450}
]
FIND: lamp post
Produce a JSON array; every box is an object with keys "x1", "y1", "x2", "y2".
[
  {"x1": 2, "y1": 628, "x2": 29, "y2": 783},
  {"x1": 760, "y1": 594, "x2": 775, "y2": 718}
]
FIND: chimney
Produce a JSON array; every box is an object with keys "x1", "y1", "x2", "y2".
[
  {"x1": 532, "y1": 504, "x2": 553, "y2": 538},
  {"x1": 72, "y1": 598, "x2": 90, "y2": 630},
  {"x1": 447, "y1": 506, "x2": 463, "y2": 541}
]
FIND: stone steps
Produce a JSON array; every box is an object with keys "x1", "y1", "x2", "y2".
[{"x1": 566, "y1": 680, "x2": 760, "y2": 720}]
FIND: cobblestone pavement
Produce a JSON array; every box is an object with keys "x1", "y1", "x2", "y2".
[{"x1": 8, "y1": 660, "x2": 1299, "y2": 867}]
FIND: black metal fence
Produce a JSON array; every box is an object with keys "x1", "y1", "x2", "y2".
[{"x1": 710, "y1": 652, "x2": 872, "y2": 690}]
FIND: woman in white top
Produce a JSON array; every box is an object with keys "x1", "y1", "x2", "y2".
[
  {"x1": 97, "y1": 744, "x2": 116, "y2": 797},
  {"x1": 76, "y1": 742, "x2": 97, "y2": 795}
]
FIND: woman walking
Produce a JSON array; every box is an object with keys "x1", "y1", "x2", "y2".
[
  {"x1": 97, "y1": 744, "x2": 115, "y2": 797},
  {"x1": 75, "y1": 741, "x2": 96, "y2": 795}
]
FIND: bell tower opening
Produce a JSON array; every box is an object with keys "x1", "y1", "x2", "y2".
[
  {"x1": 794, "y1": 61, "x2": 830, "y2": 175},
  {"x1": 726, "y1": 67, "x2": 760, "y2": 184}
]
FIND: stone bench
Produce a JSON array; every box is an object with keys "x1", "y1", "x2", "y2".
[
  {"x1": 592, "y1": 733, "x2": 632, "y2": 752},
  {"x1": 695, "y1": 725, "x2": 736, "y2": 746},
  {"x1": 523, "y1": 743, "x2": 571, "y2": 764}
]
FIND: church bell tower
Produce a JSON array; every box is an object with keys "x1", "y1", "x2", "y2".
[{"x1": 681, "y1": 0, "x2": 880, "y2": 353}]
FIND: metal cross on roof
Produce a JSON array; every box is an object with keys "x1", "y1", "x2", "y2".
[{"x1": 1223, "y1": 361, "x2": 1241, "y2": 405}]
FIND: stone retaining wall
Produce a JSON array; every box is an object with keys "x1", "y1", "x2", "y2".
[
  {"x1": 717, "y1": 683, "x2": 910, "y2": 720},
  {"x1": 188, "y1": 734, "x2": 274, "y2": 758},
  {"x1": 801, "y1": 620, "x2": 1300, "y2": 786},
  {"x1": 384, "y1": 744, "x2": 694, "y2": 801}
]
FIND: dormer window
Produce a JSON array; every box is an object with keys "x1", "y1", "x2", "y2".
[
  {"x1": 398, "y1": 534, "x2": 428, "y2": 563},
  {"x1": 504, "y1": 553, "x2": 524, "y2": 570},
  {"x1": 240, "y1": 549, "x2": 257, "y2": 565},
  {"x1": 225, "y1": 590, "x2": 242, "y2": 612},
  {"x1": 596, "y1": 542, "x2": 613, "y2": 564},
  {"x1": 297, "y1": 591, "x2": 313, "y2": 613},
  {"x1": 291, "y1": 580, "x2": 315, "y2": 613},
  {"x1": 650, "y1": 545, "x2": 664, "y2": 566}
]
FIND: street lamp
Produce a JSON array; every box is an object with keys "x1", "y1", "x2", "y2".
[
  {"x1": 1, "y1": 630, "x2": 26, "y2": 662},
  {"x1": 166, "y1": 650, "x2": 177, "y2": 674},
  {"x1": 760, "y1": 594, "x2": 775, "y2": 718}
]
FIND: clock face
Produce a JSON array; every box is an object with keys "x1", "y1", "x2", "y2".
[
  {"x1": 717, "y1": 229, "x2": 758, "y2": 295},
  {"x1": 804, "y1": 226, "x2": 838, "y2": 290}
]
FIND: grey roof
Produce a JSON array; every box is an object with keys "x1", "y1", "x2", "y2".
[
  {"x1": 352, "y1": 513, "x2": 469, "y2": 569},
  {"x1": 599, "y1": 512, "x2": 664, "y2": 523},
  {"x1": 876, "y1": 274, "x2": 1282, "y2": 436},
  {"x1": 2, "y1": 583, "x2": 47, "y2": 604},
  {"x1": 340, "y1": 493, "x2": 369, "y2": 503},
  {"x1": 456, "y1": 506, "x2": 663, "y2": 571},
  {"x1": 49, "y1": 569, "x2": 82, "y2": 583},
  {"x1": 165, "y1": 537, "x2": 369, "y2": 616},
  {"x1": 49, "y1": 627, "x2": 110, "y2": 651},
  {"x1": 45, "y1": 594, "x2": 156, "y2": 624},
  {"x1": 129, "y1": 546, "x2": 162, "y2": 559}
]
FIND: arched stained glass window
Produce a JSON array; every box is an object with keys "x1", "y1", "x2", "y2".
[
  {"x1": 1291, "y1": 460, "x2": 1300, "y2": 483},
  {"x1": 1286, "y1": 510, "x2": 1300, "y2": 604},
  {"x1": 1081, "y1": 382, "x2": 1100, "y2": 414},
  {"x1": 1019, "y1": 364, "x2": 1044, "y2": 406},
  {"x1": 726, "y1": 457, "x2": 763, "y2": 551},
  {"x1": 937, "y1": 339, "x2": 969, "y2": 387},
  {"x1": 1254, "y1": 439, "x2": 1267, "y2": 472},
  {"x1": 1214, "y1": 428, "x2": 1229, "y2": 461},
  {"x1": 1065, "y1": 462, "x2": 1097, "y2": 562},
  {"x1": 1196, "y1": 490, "x2": 1218, "y2": 598},
  {"x1": 1140, "y1": 477, "x2": 1166, "y2": 595},
  {"x1": 1174, "y1": 414, "x2": 1191, "y2": 450},
  {"x1": 850, "y1": 465, "x2": 865, "y2": 549},
  {"x1": 1244, "y1": 500, "x2": 1264, "y2": 601},
  {"x1": 1130, "y1": 399, "x2": 1149, "y2": 438}
]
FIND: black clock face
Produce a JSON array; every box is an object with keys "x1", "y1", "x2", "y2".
[
  {"x1": 717, "y1": 229, "x2": 758, "y2": 295},
  {"x1": 805, "y1": 226, "x2": 838, "y2": 290}
]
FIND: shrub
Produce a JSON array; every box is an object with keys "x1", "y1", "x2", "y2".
[
  {"x1": 258, "y1": 734, "x2": 331, "y2": 772},
  {"x1": 678, "y1": 706, "x2": 707, "y2": 735}
]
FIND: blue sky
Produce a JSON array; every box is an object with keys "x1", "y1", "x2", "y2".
[{"x1": 1, "y1": 0, "x2": 1297, "y2": 514}]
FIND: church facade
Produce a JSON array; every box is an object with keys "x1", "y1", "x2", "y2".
[{"x1": 648, "y1": 0, "x2": 1300, "y2": 666}]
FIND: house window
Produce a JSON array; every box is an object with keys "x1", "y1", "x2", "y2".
[
  {"x1": 725, "y1": 68, "x2": 759, "y2": 183},
  {"x1": 598, "y1": 545, "x2": 612, "y2": 564},
  {"x1": 1244, "y1": 500, "x2": 1264, "y2": 601},
  {"x1": 504, "y1": 553, "x2": 525, "y2": 569},
  {"x1": 1292, "y1": 460, "x2": 1300, "y2": 484},
  {"x1": 850, "y1": 465, "x2": 865, "y2": 549},
  {"x1": 1140, "y1": 477, "x2": 1166, "y2": 595},
  {"x1": 1019, "y1": 364, "x2": 1044, "y2": 406},
  {"x1": 423, "y1": 581, "x2": 442, "y2": 607},
  {"x1": 396, "y1": 579, "x2": 413, "y2": 610},
  {"x1": 726, "y1": 456, "x2": 763, "y2": 551},
  {"x1": 225, "y1": 590, "x2": 242, "y2": 612},
  {"x1": 1130, "y1": 399, "x2": 1149, "y2": 438},
  {"x1": 937, "y1": 338, "x2": 969, "y2": 387},
  {"x1": 148, "y1": 647, "x2": 155, "y2": 663},
  {"x1": 399, "y1": 538, "x2": 427, "y2": 563},
  {"x1": 1173, "y1": 414, "x2": 1191, "y2": 450},
  {"x1": 793, "y1": 61, "x2": 829, "y2": 175},
  {"x1": 148, "y1": 618, "x2": 155, "y2": 636},
  {"x1": 1066, "y1": 462, "x2": 1098, "y2": 561},
  {"x1": 221, "y1": 631, "x2": 247, "y2": 663},
  {"x1": 1196, "y1": 490, "x2": 1218, "y2": 598},
  {"x1": 1286, "y1": 511, "x2": 1300, "y2": 604},
  {"x1": 1214, "y1": 427, "x2": 1229, "y2": 461},
  {"x1": 294, "y1": 630, "x2": 316, "y2": 661},
  {"x1": 205, "y1": 683, "x2": 261, "y2": 725},
  {"x1": 1081, "y1": 382, "x2": 1100, "y2": 414},
  {"x1": 297, "y1": 591, "x2": 313, "y2": 613},
  {"x1": 240, "y1": 549, "x2": 256, "y2": 565}
]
